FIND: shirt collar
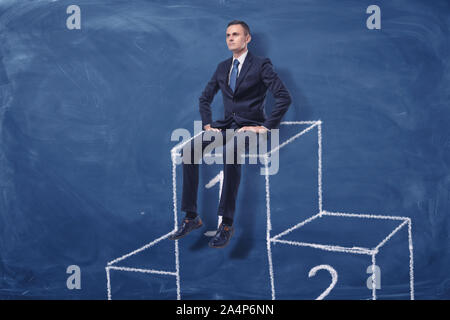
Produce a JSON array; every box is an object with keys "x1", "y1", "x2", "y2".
[{"x1": 232, "y1": 50, "x2": 248, "y2": 66}]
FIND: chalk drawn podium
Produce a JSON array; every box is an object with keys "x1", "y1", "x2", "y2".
[{"x1": 105, "y1": 121, "x2": 414, "y2": 300}]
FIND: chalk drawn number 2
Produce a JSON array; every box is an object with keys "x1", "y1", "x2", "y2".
[{"x1": 308, "y1": 264, "x2": 338, "y2": 300}]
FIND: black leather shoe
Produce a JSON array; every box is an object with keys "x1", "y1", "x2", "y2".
[
  {"x1": 208, "y1": 223, "x2": 234, "y2": 248},
  {"x1": 169, "y1": 216, "x2": 203, "y2": 240}
]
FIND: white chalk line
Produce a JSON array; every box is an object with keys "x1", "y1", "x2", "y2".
[
  {"x1": 271, "y1": 239, "x2": 375, "y2": 255},
  {"x1": 107, "y1": 265, "x2": 177, "y2": 276},
  {"x1": 281, "y1": 121, "x2": 322, "y2": 125},
  {"x1": 271, "y1": 212, "x2": 322, "y2": 241},
  {"x1": 171, "y1": 153, "x2": 179, "y2": 230},
  {"x1": 322, "y1": 210, "x2": 410, "y2": 222},
  {"x1": 175, "y1": 238, "x2": 181, "y2": 300},
  {"x1": 408, "y1": 220, "x2": 415, "y2": 300},
  {"x1": 173, "y1": 152, "x2": 224, "y2": 158},
  {"x1": 318, "y1": 121, "x2": 323, "y2": 214},
  {"x1": 107, "y1": 231, "x2": 173, "y2": 266},
  {"x1": 171, "y1": 130, "x2": 204, "y2": 154},
  {"x1": 105, "y1": 265, "x2": 177, "y2": 300},
  {"x1": 371, "y1": 254, "x2": 376, "y2": 300},
  {"x1": 106, "y1": 266, "x2": 112, "y2": 300},
  {"x1": 243, "y1": 122, "x2": 321, "y2": 159},
  {"x1": 171, "y1": 154, "x2": 181, "y2": 300},
  {"x1": 374, "y1": 220, "x2": 409, "y2": 252},
  {"x1": 266, "y1": 122, "x2": 319, "y2": 157},
  {"x1": 264, "y1": 163, "x2": 276, "y2": 300}
]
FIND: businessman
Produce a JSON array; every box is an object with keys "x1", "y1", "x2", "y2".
[{"x1": 169, "y1": 20, "x2": 292, "y2": 248}]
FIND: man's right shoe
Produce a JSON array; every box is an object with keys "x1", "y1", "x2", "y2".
[{"x1": 169, "y1": 216, "x2": 203, "y2": 240}]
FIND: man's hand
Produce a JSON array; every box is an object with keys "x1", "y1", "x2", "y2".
[
  {"x1": 237, "y1": 126, "x2": 269, "y2": 133},
  {"x1": 203, "y1": 124, "x2": 221, "y2": 132}
]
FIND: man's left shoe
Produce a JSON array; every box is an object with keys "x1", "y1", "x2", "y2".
[{"x1": 208, "y1": 223, "x2": 234, "y2": 248}]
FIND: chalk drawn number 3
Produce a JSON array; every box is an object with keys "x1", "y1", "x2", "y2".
[{"x1": 308, "y1": 264, "x2": 338, "y2": 300}]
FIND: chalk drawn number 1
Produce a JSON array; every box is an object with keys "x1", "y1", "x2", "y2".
[
  {"x1": 308, "y1": 264, "x2": 338, "y2": 300},
  {"x1": 203, "y1": 170, "x2": 224, "y2": 236}
]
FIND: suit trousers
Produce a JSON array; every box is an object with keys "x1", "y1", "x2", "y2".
[{"x1": 180, "y1": 122, "x2": 269, "y2": 221}]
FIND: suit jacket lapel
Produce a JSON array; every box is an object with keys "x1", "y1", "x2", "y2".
[
  {"x1": 224, "y1": 57, "x2": 234, "y2": 96},
  {"x1": 233, "y1": 51, "x2": 253, "y2": 94}
]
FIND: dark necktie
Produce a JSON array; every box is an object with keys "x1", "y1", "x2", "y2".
[{"x1": 229, "y1": 59, "x2": 240, "y2": 92}]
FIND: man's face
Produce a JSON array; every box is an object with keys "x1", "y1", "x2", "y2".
[{"x1": 226, "y1": 24, "x2": 251, "y2": 52}]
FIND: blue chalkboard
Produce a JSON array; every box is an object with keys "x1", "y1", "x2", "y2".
[{"x1": 0, "y1": 0, "x2": 449, "y2": 299}]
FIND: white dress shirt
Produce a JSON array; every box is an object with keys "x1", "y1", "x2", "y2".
[{"x1": 228, "y1": 50, "x2": 248, "y2": 85}]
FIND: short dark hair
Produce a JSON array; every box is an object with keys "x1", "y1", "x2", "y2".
[{"x1": 227, "y1": 20, "x2": 251, "y2": 36}]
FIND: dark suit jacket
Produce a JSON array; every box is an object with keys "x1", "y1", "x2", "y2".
[{"x1": 199, "y1": 50, "x2": 292, "y2": 130}]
